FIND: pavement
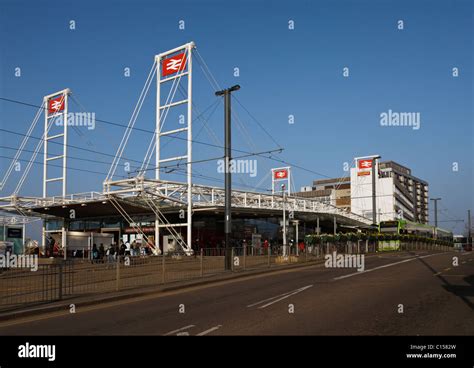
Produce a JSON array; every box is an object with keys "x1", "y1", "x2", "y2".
[{"x1": 0, "y1": 250, "x2": 472, "y2": 335}]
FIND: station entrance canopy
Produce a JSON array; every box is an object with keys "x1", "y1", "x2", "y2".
[
  {"x1": 0, "y1": 178, "x2": 372, "y2": 227},
  {"x1": 0, "y1": 42, "x2": 373, "y2": 256}
]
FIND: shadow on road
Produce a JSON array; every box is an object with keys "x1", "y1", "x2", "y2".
[{"x1": 415, "y1": 254, "x2": 474, "y2": 310}]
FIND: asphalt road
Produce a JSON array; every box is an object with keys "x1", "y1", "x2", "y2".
[{"x1": 0, "y1": 250, "x2": 472, "y2": 335}]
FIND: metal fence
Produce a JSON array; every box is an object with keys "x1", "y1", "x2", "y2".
[{"x1": 0, "y1": 242, "x2": 453, "y2": 313}]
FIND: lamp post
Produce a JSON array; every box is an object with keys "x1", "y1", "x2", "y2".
[
  {"x1": 282, "y1": 183, "x2": 287, "y2": 257},
  {"x1": 371, "y1": 156, "x2": 381, "y2": 228},
  {"x1": 215, "y1": 85, "x2": 240, "y2": 271},
  {"x1": 430, "y1": 198, "x2": 441, "y2": 229}
]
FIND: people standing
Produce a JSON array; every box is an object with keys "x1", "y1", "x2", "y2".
[
  {"x1": 99, "y1": 243, "x2": 105, "y2": 261},
  {"x1": 92, "y1": 244, "x2": 98, "y2": 263}
]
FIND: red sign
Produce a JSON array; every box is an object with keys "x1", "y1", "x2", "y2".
[
  {"x1": 124, "y1": 227, "x2": 155, "y2": 234},
  {"x1": 274, "y1": 169, "x2": 288, "y2": 180},
  {"x1": 357, "y1": 171, "x2": 371, "y2": 176},
  {"x1": 162, "y1": 52, "x2": 187, "y2": 77},
  {"x1": 48, "y1": 96, "x2": 65, "y2": 114},
  {"x1": 358, "y1": 159, "x2": 373, "y2": 170}
]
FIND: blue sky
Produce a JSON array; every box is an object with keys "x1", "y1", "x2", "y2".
[{"x1": 0, "y1": 0, "x2": 472, "y2": 234}]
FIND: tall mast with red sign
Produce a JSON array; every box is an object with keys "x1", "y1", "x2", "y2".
[
  {"x1": 43, "y1": 88, "x2": 70, "y2": 198},
  {"x1": 154, "y1": 42, "x2": 195, "y2": 253},
  {"x1": 271, "y1": 167, "x2": 291, "y2": 195}
]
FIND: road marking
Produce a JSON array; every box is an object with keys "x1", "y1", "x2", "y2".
[
  {"x1": 444, "y1": 268, "x2": 451, "y2": 271},
  {"x1": 196, "y1": 325, "x2": 222, "y2": 336},
  {"x1": 249, "y1": 285, "x2": 314, "y2": 309},
  {"x1": 246, "y1": 287, "x2": 304, "y2": 308},
  {"x1": 247, "y1": 285, "x2": 313, "y2": 308},
  {"x1": 333, "y1": 254, "x2": 439, "y2": 281},
  {"x1": 462, "y1": 261, "x2": 466, "y2": 264},
  {"x1": 164, "y1": 324, "x2": 195, "y2": 336},
  {"x1": 433, "y1": 272, "x2": 442, "y2": 276},
  {"x1": 442, "y1": 274, "x2": 465, "y2": 277}
]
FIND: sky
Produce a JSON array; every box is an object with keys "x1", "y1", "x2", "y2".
[{"x1": 0, "y1": 0, "x2": 472, "y2": 236}]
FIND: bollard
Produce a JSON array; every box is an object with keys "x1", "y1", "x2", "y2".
[
  {"x1": 116, "y1": 256, "x2": 120, "y2": 291},
  {"x1": 268, "y1": 247, "x2": 271, "y2": 267},
  {"x1": 231, "y1": 248, "x2": 235, "y2": 272},
  {"x1": 162, "y1": 253, "x2": 165, "y2": 284},
  {"x1": 200, "y1": 248, "x2": 203, "y2": 277},
  {"x1": 243, "y1": 246, "x2": 246, "y2": 271},
  {"x1": 58, "y1": 262, "x2": 63, "y2": 300}
]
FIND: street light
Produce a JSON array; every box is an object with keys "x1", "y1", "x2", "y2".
[
  {"x1": 215, "y1": 85, "x2": 240, "y2": 271},
  {"x1": 371, "y1": 155, "x2": 381, "y2": 227},
  {"x1": 430, "y1": 198, "x2": 441, "y2": 232},
  {"x1": 282, "y1": 183, "x2": 287, "y2": 257}
]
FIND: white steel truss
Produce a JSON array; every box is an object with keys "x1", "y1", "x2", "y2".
[
  {"x1": 102, "y1": 178, "x2": 372, "y2": 225},
  {"x1": 43, "y1": 89, "x2": 70, "y2": 198},
  {"x1": 42, "y1": 88, "x2": 70, "y2": 258},
  {"x1": 154, "y1": 42, "x2": 195, "y2": 254}
]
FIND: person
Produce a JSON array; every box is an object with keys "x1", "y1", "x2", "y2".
[
  {"x1": 47, "y1": 236, "x2": 55, "y2": 257},
  {"x1": 114, "y1": 243, "x2": 120, "y2": 260},
  {"x1": 53, "y1": 241, "x2": 60, "y2": 257},
  {"x1": 106, "y1": 244, "x2": 115, "y2": 268},
  {"x1": 92, "y1": 244, "x2": 98, "y2": 263},
  {"x1": 263, "y1": 239, "x2": 269, "y2": 255},
  {"x1": 120, "y1": 241, "x2": 126, "y2": 257},
  {"x1": 99, "y1": 243, "x2": 105, "y2": 261},
  {"x1": 298, "y1": 241, "x2": 305, "y2": 254},
  {"x1": 193, "y1": 239, "x2": 199, "y2": 258}
]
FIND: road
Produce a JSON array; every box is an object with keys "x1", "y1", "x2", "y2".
[{"x1": 0, "y1": 250, "x2": 472, "y2": 335}]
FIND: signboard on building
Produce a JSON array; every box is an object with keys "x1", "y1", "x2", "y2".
[
  {"x1": 358, "y1": 159, "x2": 372, "y2": 169},
  {"x1": 7, "y1": 228, "x2": 22, "y2": 239},
  {"x1": 357, "y1": 158, "x2": 373, "y2": 176},
  {"x1": 124, "y1": 226, "x2": 155, "y2": 234}
]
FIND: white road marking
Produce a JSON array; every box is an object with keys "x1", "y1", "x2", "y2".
[
  {"x1": 248, "y1": 285, "x2": 314, "y2": 309},
  {"x1": 247, "y1": 285, "x2": 313, "y2": 308},
  {"x1": 164, "y1": 324, "x2": 195, "y2": 336},
  {"x1": 333, "y1": 254, "x2": 439, "y2": 281},
  {"x1": 246, "y1": 288, "x2": 304, "y2": 308},
  {"x1": 196, "y1": 325, "x2": 222, "y2": 336}
]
